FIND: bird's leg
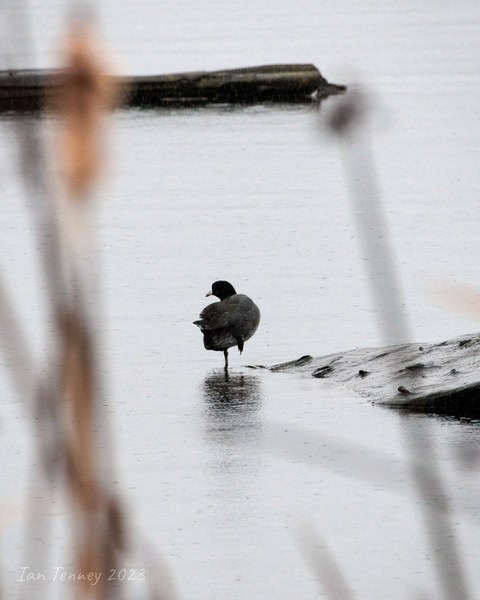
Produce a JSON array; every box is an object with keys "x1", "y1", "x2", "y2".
[
  {"x1": 236, "y1": 337, "x2": 244, "y2": 354},
  {"x1": 223, "y1": 349, "x2": 229, "y2": 370}
]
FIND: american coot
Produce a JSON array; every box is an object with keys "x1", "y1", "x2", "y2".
[{"x1": 193, "y1": 281, "x2": 261, "y2": 369}]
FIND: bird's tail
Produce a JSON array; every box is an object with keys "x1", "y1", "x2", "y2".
[{"x1": 236, "y1": 337, "x2": 244, "y2": 354}]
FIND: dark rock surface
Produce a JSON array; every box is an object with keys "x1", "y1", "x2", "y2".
[{"x1": 250, "y1": 332, "x2": 480, "y2": 417}]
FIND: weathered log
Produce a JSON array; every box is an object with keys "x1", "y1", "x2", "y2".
[
  {"x1": 123, "y1": 64, "x2": 345, "y2": 107},
  {"x1": 0, "y1": 70, "x2": 47, "y2": 112},
  {"x1": 0, "y1": 64, "x2": 345, "y2": 112},
  {"x1": 251, "y1": 332, "x2": 480, "y2": 418}
]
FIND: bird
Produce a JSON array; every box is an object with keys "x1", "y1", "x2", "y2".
[{"x1": 193, "y1": 280, "x2": 260, "y2": 369}]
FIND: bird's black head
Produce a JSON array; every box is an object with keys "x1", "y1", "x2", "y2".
[{"x1": 208, "y1": 280, "x2": 237, "y2": 300}]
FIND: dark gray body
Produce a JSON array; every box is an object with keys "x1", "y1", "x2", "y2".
[{"x1": 194, "y1": 294, "x2": 261, "y2": 352}]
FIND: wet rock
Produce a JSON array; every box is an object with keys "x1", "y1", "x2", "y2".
[
  {"x1": 268, "y1": 332, "x2": 480, "y2": 417},
  {"x1": 270, "y1": 355, "x2": 313, "y2": 371},
  {"x1": 312, "y1": 365, "x2": 335, "y2": 378}
]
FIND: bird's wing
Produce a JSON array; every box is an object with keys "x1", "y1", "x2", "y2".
[{"x1": 199, "y1": 299, "x2": 241, "y2": 330}]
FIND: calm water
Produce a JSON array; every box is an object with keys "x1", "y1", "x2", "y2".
[{"x1": 1, "y1": 1, "x2": 480, "y2": 599}]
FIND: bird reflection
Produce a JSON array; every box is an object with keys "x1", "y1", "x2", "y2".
[
  {"x1": 201, "y1": 370, "x2": 262, "y2": 441},
  {"x1": 201, "y1": 371, "x2": 264, "y2": 525}
]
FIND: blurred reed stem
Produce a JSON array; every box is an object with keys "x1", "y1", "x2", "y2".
[{"x1": 327, "y1": 89, "x2": 471, "y2": 600}]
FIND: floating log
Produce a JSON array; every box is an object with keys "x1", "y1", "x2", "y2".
[
  {"x1": 251, "y1": 332, "x2": 480, "y2": 418},
  {"x1": 123, "y1": 64, "x2": 345, "y2": 107},
  {"x1": 0, "y1": 70, "x2": 48, "y2": 112},
  {"x1": 0, "y1": 64, "x2": 345, "y2": 112}
]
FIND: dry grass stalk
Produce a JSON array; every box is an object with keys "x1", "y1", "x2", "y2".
[
  {"x1": 61, "y1": 307, "x2": 97, "y2": 511},
  {"x1": 54, "y1": 19, "x2": 118, "y2": 200},
  {"x1": 322, "y1": 89, "x2": 472, "y2": 600},
  {"x1": 3, "y1": 9, "x2": 174, "y2": 599},
  {"x1": 426, "y1": 281, "x2": 480, "y2": 321},
  {"x1": 61, "y1": 306, "x2": 127, "y2": 599},
  {"x1": 52, "y1": 18, "x2": 124, "y2": 599},
  {"x1": 296, "y1": 519, "x2": 357, "y2": 600}
]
